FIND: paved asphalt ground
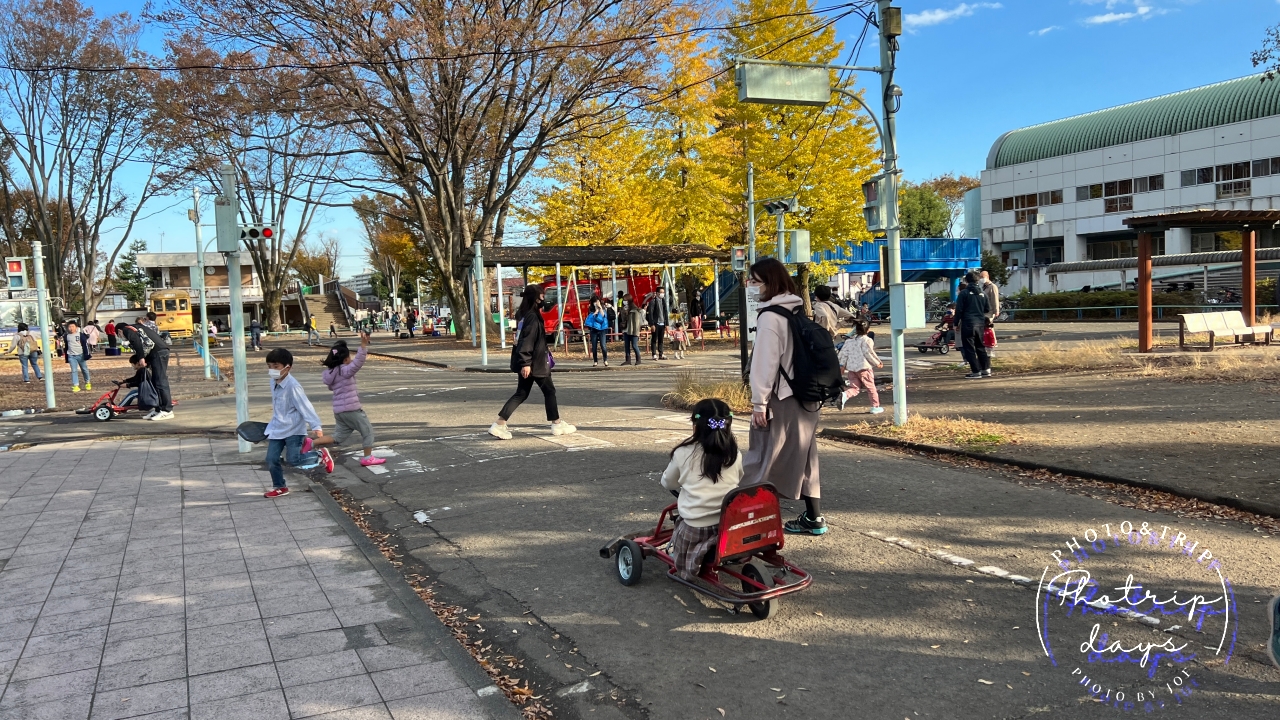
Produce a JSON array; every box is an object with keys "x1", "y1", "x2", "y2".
[{"x1": 5, "y1": 337, "x2": 1280, "y2": 719}]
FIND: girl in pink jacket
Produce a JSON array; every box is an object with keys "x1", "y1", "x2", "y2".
[{"x1": 313, "y1": 332, "x2": 385, "y2": 466}]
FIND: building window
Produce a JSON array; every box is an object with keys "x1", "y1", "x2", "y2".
[
  {"x1": 1191, "y1": 233, "x2": 1216, "y2": 252},
  {"x1": 1075, "y1": 184, "x2": 1103, "y2": 201},
  {"x1": 1051, "y1": 189, "x2": 1063, "y2": 204},
  {"x1": 1149, "y1": 174, "x2": 1164, "y2": 191},
  {"x1": 1216, "y1": 180, "x2": 1251, "y2": 199},
  {"x1": 1002, "y1": 197, "x2": 1013, "y2": 211},
  {"x1": 1014, "y1": 209, "x2": 1039, "y2": 223},
  {"x1": 991, "y1": 199, "x2": 1003, "y2": 213},
  {"x1": 1192, "y1": 231, "x2": 1243, "y2": 252},
  {"x1": 991, "y1": 191, "x2": 1062, "y2": 214},
  {"x1": 1253, "y1": 159, "x2": 1271, "y2": 178},
  {"x1": 1103, "y1": 196, "x2": 1134, "y2": 214},
  {"x1": 1033, "y1": 244, "x2": 1063, "y2": 265}
]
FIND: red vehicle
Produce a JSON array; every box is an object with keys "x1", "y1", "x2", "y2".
[
  {"x1": 73, "y1": 380, "x2": 145, "y2": 421},
  {"x1": 535, "y1": 273, "x2": 664, "y2": 337},
  {"x1": 599, "y1": 484, "x2": 812, "y2": 620}
]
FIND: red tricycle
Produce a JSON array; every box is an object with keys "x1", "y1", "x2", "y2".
[
  {"x1": 915, "y1": 319, "x2": 955, "y2": 354},
  {"x1": 599, "y1": 484, "x2": 812, "y2": 619},
  {"x1": 74, "y1": 381, "x2": 140, "y2": 422}
]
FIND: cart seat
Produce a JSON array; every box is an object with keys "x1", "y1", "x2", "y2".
[{"x1": 715, "y1": 484, "x2": 784, "y2": 563}]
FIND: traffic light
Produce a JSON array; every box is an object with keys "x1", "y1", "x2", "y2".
[
  {"x1": 762, "y1": 198, "x2": 799, "y2": 216},
  {"x1": 239, "y1": 224, "x2": 274, "y2": 242},
  {"x1": 5, "y1": 257, "x2": 27, "y2": 290},
  {"x1": 730, "y1": 246, "x2": 748, "y2": 272},
  {"x1": 862, "y1": 175, "x2": 886, "y2": 232}
]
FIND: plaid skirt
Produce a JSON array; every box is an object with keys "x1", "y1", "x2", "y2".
[{"x1": 671, "y1": 520, "x2": 719, "y2": 579}]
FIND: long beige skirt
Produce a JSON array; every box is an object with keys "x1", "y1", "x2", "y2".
[{"x1": 741, "y1": 395, "x2": 821, "y2": 500}]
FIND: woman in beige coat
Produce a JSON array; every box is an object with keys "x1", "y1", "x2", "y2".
[{"x1": 741, "y1": 258, "x2": 826, "y2": 535}]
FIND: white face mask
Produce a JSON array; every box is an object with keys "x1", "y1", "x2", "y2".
[
  {"x1": 268, "y1": 369, "x2": 283, "y2": 380},
  {"x1": 18, "y1": 330, "x2": 27, "y2": 336}
]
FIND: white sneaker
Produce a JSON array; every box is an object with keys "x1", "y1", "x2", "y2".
[
  {"x1": 150, "y1": 411, "x2": 174, "y2": 421},
  {"x1": 551, "y1": 421, "x2": 577, "y2": 436},
  {"x1": 141, "y1": 410, "x2": 158, "y2": 420},
  {"x1": 488, "y1": 422, "x2": 512, "y2": 440}
]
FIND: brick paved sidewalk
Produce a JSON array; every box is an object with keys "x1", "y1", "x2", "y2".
[{"x1": 0, "y1": 437, "x2": 515, "y2": 720}]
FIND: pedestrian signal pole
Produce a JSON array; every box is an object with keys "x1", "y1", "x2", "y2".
[
  {"x1": 215, "y1": 163, "x2": 251, "y2": 453},
  {"x1": 32, "y1": 242, "x2": 56, "y2": 409}
]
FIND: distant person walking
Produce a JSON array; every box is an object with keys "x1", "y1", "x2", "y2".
[
  {"x1": 9, "y1": 323, "x2": 43, "y2": 383},
  {"x1": 105, "y1": 320, "x2": 118, "y2": 349},
  {"x1": 307, "y1": 315, "x2": 320, "y2": 346},
  {"x1": 740, "y1": 258, "x2": 827, "y2": 536},
  {"x1": 621, "y1": 295, "x2": 645, "y2": 366},
  {"x1": 584, "y1": 297, "x2": 610, "y2": 367},
  {"x1": 956, "y1": 271, "x2": 992, "y2": 379},
  {"x1": 489, "y1": 284, "x2": 576, "y2": 440},
  {"x1": 250, "y1": 317, "x2": 263, "y2": 350},
  {"x1": 85, "y1": 321, "x2": 101, "y2": 352},
  {"x1": 812, "y1": 285, "x2": 854, "y2": 339},
  {"x1": 62, "y1": 321, "x2": 93, "y2": 393},
  {"x1": 406, "y1": 311, "x2": 417, "y2": 339},
  {"x1": 646, "y1": 291, "x2": 669, "y2": 360},
  {"x1": 980, "y1": 270, "x2": 1001, "y2": 323}
]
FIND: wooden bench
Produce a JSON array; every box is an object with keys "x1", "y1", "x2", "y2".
[{"x1": 1178, "y1": 311, "x2": 1273, "y2": 351}]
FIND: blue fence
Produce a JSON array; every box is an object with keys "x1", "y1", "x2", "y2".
[{"x1": 817, "y1": 238, "x2": 981, "y2": 272}]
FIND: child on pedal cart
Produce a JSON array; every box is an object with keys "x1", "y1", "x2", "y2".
[{"x1": 659, "y1": 398, "x2": 743, "y2": 580}]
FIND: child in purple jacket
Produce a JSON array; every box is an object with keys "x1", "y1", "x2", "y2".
[{"x1": 314, "y1": 332, "x2": 385, "y2": 467}]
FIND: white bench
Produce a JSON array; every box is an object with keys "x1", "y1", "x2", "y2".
[{"x1": 1178, "y1": 311, "x2": 1273, "y2": 351}]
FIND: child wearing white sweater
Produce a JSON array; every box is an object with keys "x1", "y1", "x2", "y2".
[
  {"x1": 837, "y1": 320, "x2": 884, "y2": 414},
  {"x1": 659, "y1": 398, "x2": 743, "y2": 579}
]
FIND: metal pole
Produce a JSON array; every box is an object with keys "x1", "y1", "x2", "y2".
[
  {"x1": 469, "y1": 268, "x2": 477, "y2": 346},
  {"x1": 555, "y1": 263, "x2": 565, "y2": 351},
  {"x1": 497, "y1": 263, "x2": 506, "y2": 349},
  {"x1": 776, "y1": 212, "x2": 785, "y2": 260},
  {"x1": 747, "y1": 162, "x2": 756, "y2": 267},
  {"x1": 32, "y1": 241, "x2": 55, "y2": 409},
  {"x1": 219, "y1": 164, "x2": 251, "y2": 453},
  {"x1": 474, "y1": 242, "x2": 487, "y2": 366},
  {"x1": 192, "y1": 188, "x2": 211, "y2": 379},
  {"x1": 712, "y1": 261, "x2": 721, "y2": 327},
  {"x1": 610, "y1": 263, "x2": 618, "y2": 334},
  {"x1": 879, "y1": 0, "x2": 907, "y2": 426}
]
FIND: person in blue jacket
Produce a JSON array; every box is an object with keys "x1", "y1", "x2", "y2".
[{"x1": 584, "y1": 297, "x2": 611, "y2": 367}]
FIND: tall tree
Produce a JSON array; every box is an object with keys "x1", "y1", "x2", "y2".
[
  {"x1": 898, "y1": 183, "x2": 949, "y2": 239},
  {"x1": 0, "y1": 0, "x2": 180, "y2": 319},
  {"x1": 919, "y1": 173, "x2": 980, "y2": 238},
  {"x1": 113, "y1": 238, "x2": 151, "y2": 308},
  {"x1": 353, "y1": 195, "x2": 418, "y2": 314},
  {"x1": 161, "y1": 0, "x2": 674, "y2": 338},
  {"x1": 291, "y1": 236, "x2": 340, "y2": 289},
  {"x1": 154, "y1": 37, "x2": 343, "y2": 330}
]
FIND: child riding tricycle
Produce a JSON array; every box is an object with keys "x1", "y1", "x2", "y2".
[
  {"x1": 916, "y1": 304, "x2": 956, "y2": 354},
  {"x1": 598, "y1": 399, "x2": 812, "y2": 619}
]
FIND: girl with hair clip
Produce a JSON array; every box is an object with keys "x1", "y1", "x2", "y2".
[
  {"x1": 659, "y1": 398, "x2": 744, "y2": 580},
  {"x1": 312, "y1": 332, "x2": 385, "y2": 466}
]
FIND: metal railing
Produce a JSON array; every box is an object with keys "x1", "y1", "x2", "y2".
[{"x1": 1001, "y1": 304, "x2": 1280, "y2": 321}]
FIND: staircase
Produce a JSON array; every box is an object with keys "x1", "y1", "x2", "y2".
[
  {"x1": 700, "y1": 270, "x2": 741, "y2": 320},
  {"x1": 303, "y1": 292, "x2": 350, "y2": 332}
]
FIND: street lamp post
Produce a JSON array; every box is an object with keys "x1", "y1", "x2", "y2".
[{"x1": 191, "y1": 188, "x2": 211, "y2": 379}]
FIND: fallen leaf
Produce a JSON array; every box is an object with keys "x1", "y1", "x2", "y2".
[
  {"x1": 814, "y1": 611, "x2": 823, "y2": 617},
  {"x1": 1006, "y1": 684, "x2": 1013, "y2": 689},
  {"x1": 930, "y1": 644, "x2": 941, "y2": 649},
  {"x1": 709, "y1": 667, "x2": 717, "y2": 673},
  {"x1": 770, "y1": 688, "x2": 781, "y2": 692},
  {"x1": 978, "y1": 679, "x2": 994, "y2": 685},
  {"x1": 564, "y1": 663, "x2": 573, "y2": 668},
  {"x1": 717, "y1": 710, "x2": 725, "y2": 717},
  {"x1": 467, "y1": 616, "x2": 480, "y2": 621},
  {"x1": 776, "y1": 695, "x2": 786, "y2": 699},
  {"x1": 1021, "y1": 672, "x2": 1031, "y2": 676},
  {"x1": 589, "y1": 671, "x2": 601, "y2": 677}
]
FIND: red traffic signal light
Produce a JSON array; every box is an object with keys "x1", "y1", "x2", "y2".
[
  {"x1": 240, "y1": 225, "x2": 275, "y2": 241},
  {"x1": 262, "y1": 227, "x2": 272, "y2": 238}
]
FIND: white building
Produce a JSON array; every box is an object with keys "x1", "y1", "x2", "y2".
[{"x1": 978, "y1": 74, "x2": 1280, "y2": 293}]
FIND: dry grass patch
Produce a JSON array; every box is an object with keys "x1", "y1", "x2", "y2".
[
  {"x1": 845, "y1": 413, "x2": 1021, "y2": 452},
  {"x1": 663, "y1": 371, "x2": 752, "y2": 414},
  {"x1": 992, "y1": 339, "x2": 1132, "y2": 373},
  {"x1": 1134, "y1": 350, "x2": 1280, "y2": 383}
]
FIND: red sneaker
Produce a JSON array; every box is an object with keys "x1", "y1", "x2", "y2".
[
  {"x1": 264, "y1": 487, "x2": 290, "y2": 498},
  {"x1": 319, "y1": 448, "x2": 334, "y2": 473},
  {"x1": 302, "y1": 437, "x2": 314, "y2": 454},
  {"x1": 359, "y1": 455, "x2": 386, "y2": 467}
]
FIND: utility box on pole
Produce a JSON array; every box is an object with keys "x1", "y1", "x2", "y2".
[
  {"x1": 215, "y1": 195, "x2": 240, "y2": 253},
  {"x1": 889, "y1": 282, "x2": 926, "y2": 330},
  {"x1": 785, "y1": 230, "x2": 810, "y2": 265}
]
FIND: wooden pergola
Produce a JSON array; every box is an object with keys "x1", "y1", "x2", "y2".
[
  {"x1": 464, "y1": 244, "x2": 731, "y2": 268},
  {"x1": 1125, "y1": 210, "x2": 1280, "y2": 352}
]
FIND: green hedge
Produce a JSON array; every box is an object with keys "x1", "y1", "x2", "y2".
[{"x1": 1013, "y1": 290, "x2": 1202, "y2": 320}]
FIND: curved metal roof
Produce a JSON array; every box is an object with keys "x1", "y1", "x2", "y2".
[
  {"x1": 1046, "y1": 247, "x2": 1280, "y2": 274},
  {"x1": 987, "y1": 74, "x2": 1280, "y2": 169}
]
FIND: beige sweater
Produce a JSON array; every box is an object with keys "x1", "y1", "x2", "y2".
[
  {"x1": 660, "y1": 445, "x2": 744, "y2": 527},
  {"x1": 750, "y1": 293, "x2": 802, "y2": 413}
]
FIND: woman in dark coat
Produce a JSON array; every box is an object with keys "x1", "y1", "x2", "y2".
[{"x1": 489, "y1": 284, "x2": 577, "y2": 440}]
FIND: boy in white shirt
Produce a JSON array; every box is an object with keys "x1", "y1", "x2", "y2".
[{"x1": 263, "y1": 348, "x2": 333, "y2": 498}]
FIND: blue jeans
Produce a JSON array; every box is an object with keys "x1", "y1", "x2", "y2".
[
  {"x1": 67, "y1": 354, "x2": 90, "y2": 387},
  {"x1": 624, "y1": 334, "x2": 641, "y2": 363},
  {"x1": 589, "y1": 329, "x2": 607, "y2": 363},
  {"x1": 19, "y1": 353, "x2": 42, "y2": 381},
  {"x1": 265, "y1": 435, "x2": 318, "y2": 488}
]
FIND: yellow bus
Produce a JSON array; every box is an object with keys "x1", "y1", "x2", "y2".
[{"x1": 148, "y1": 289, "x2": 193, "y2": 338}]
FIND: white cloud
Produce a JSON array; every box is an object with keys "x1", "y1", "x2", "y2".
[
  {"x1": 1030, "y1": 25, "x2": 1061, "y2": 36},
  {"x1": 1082, "y1": 2, "x2": 1168, "y2": 25},
  {"x1": 903, "y1": 3, "x2": 1003, "y2": 31}
]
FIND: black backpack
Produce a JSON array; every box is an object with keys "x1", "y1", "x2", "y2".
[{"x1": 758, "y1": 305, "x2": 844, "y2": 405}]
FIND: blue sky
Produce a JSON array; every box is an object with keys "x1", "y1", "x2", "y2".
[{"x1": 91, "y1": 0, "x2": 1279, "y2": 277}]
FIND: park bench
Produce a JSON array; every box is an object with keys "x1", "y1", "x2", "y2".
[{"x1": 1178, "y1": 310, "x2": 1273, "y2": 351}]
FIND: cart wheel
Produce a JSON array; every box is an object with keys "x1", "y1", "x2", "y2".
[
  {"x1": 917, "y1": 346, "x2": 928, "y2": 353},
  {"x1": 616, "y1": 540, "x2": 644, "y2": 586},
  {"x1": 741, "y1": 562, "x2": 776, "y2": 620},
  {"x1": 939, "y1": 343, "x2": 949, "y2": 354},
  {"x1": 93, "y1": 406, "x2": 113, "y2": 422}
]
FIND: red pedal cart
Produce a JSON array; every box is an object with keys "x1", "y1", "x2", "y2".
[
  {"x1": 74, "y1": 380, "x2": 140, "y2": 422},
  {"x1": 599, "y1": 484, "x2": 812, "y2": 619}
]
